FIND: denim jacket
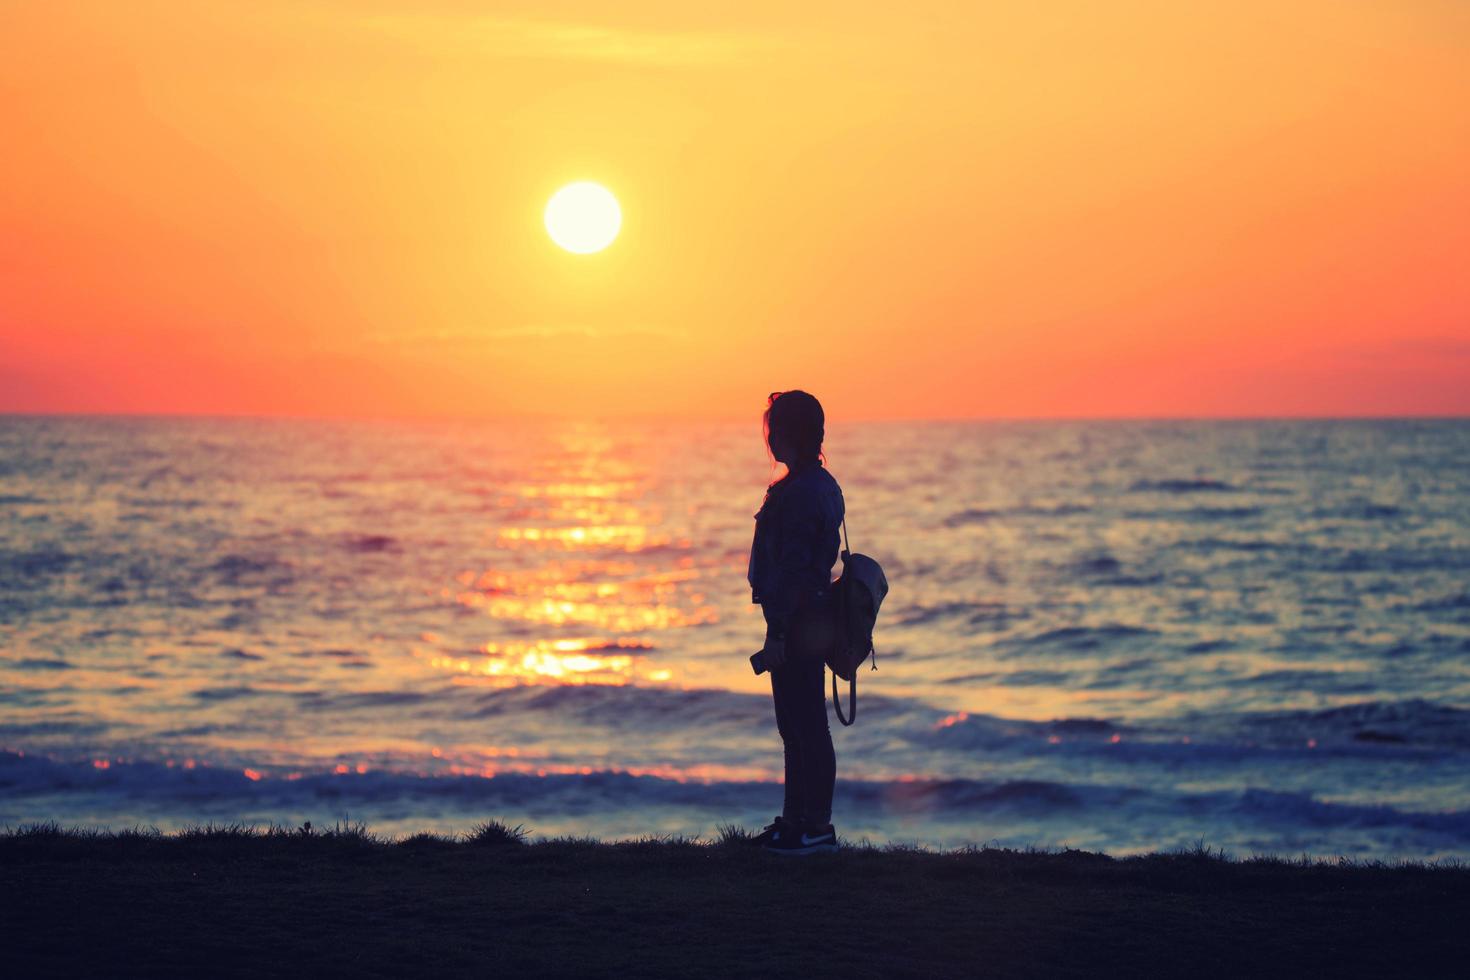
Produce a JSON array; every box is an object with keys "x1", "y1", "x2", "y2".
[{"x1": 747, "y1": 463, "x2": 845, "y2": 640}]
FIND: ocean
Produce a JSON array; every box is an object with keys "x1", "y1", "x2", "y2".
[{"x1": 2, "y1": 416, "x2": 1468, "y2": 858}]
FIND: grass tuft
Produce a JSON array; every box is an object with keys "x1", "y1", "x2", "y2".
[
  {"x1": 465, "y1": 820, "x2": 529, "y2": 847},
  {"x1": 177, "y1": 821, "x2": 260, "y2": 840},
  {"x1": 10, "y1": 821, "x2": 70, "y2": 839},
  {"x1": 320, "y1": 819, "x2": 379, "y2": 845},
  {"x1": 715, "y1": 822, "x2": 752, "y2": 846},
  {"x1": 398, "y1": 832, "x2": 457, "y2": 851},
  {"x1": 615, "y1": 833, "x2": 704, "y2": 851}
]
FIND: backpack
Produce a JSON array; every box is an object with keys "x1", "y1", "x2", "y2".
[{"x1": 825, "y1": 515, "x2": 888, "y2": 726}]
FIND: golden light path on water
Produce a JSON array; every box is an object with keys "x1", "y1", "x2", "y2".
[
  {"x1": 408, "y1": 426, "x2": 729, "y2": 700},
  {"x1": 400, "y1": 430, "x2": 734, "y2": 796},
  {"x1": 415, "y1": 636, "x2": 670, "y2": 687}
]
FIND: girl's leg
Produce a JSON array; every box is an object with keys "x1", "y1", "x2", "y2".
[
  {"x1": 770, "y1": 665, "x2": 807, "y2": 823},
  {"x1": 786, "y1": 652, "x2": 835, "y2": 827}
]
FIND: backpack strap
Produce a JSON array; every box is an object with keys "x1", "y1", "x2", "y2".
[
  {"x1": 833, "y1": 498, "x2": 859, "y2": 725},
  {"x1": 833, "y1": 669, "x2": 856, "y2": 726}
]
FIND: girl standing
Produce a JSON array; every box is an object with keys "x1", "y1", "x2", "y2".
[{"x1": 746, "y1": 390, "x2": 845, "y2": 855}]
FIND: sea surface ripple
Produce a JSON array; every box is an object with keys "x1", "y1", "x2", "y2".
[{"x1": 2, "y1": 417, "x2": 1468, "y2": 857}]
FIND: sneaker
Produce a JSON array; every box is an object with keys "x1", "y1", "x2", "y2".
[
  {"x1": 749, "y1": 816, "x2": 792, "y2": 847},
  {"x1": 764, "y1": 822, "x2": 838, "y2": 856}
]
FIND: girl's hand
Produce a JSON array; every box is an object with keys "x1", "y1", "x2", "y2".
[{"x1": 764, "y1": 636, "x2": 787, "y2": 669}]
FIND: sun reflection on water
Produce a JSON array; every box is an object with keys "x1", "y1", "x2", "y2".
[
  {"x1": 413, "y1": 429, "x2": 724, "y2": 704},
  {"x1": 416, "y1": 636, "x2": 674, "y2": 687},
  {"x1": 436, "y1": 759, "x2": 770, "y2": 784},
  {"x1": 495, "y1": 524, "x2": 686, "y2": 551},
  {"x1": 516, "y1": 480, "x2": 641, "y2": 499},
  {"x1": 451, "y1": 554, "x2": 717, "y2": 631}
]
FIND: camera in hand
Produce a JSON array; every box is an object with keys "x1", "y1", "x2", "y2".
[{"x1": 750, "y1": 650, "x2": 769, "y2": 675}]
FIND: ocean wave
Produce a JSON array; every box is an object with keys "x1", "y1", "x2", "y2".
[
  {"x1": 1233, "y1": 788, "x2": 1470, "y2": 836},
  {"x1": 6, "y1": 658, "x2": 74, "y2": 671},
  {"x1": 848, "y1": 778, "x2": 1085, "y2": 811},
  {"x1": 889, "y1": 601, "x2": 1001, "y2": 627},
  {"x1": 1070, "y1": 553, "x2": 1122, "y2": 576},
  {"x1": 297, "y1": 690, "x2": 434, "y2": 710},
  {"x1": 0, "y1": 547, "x2": 73, "y2": 581},
  {"x1": 1313, "y1": 501, "x2": 1404, "y2": 521},
  {"x1": 5, "y1": 753, "x2": 1467, "y2": 843},
  {"x1": 999, "y1": 624, "x2": 1156, "y2": 655},
  {"x1": 0, "y1": 753, "x2": 1115, "y2": 818},
  {"x1": 940, "y1": 669, "x2": 1074, "y2": 687},
  {"x1": 1223, "y1": 699, "x2": 1470, "y2": 752},
  {"x1": 118, "y1": 495, "x2": 209, "y2": 510},
  {"x1": 1414, "y1": 593, "x2": 1470, "y2": 614},
  {"x1": 913, "y1": 710, "x2": 1129, "y2": 752},
  {"x1": 1124, "y1": 506, "x2": 1265, "y2": 521},
  {"x1": 1226, "y1": 669, "x2": 1380, "y2": 696},
  {"x1": 344, "y1": 534, "x2": 400, "y2": 553},
  {"x1": 1170, "y1": 537, "x2": 1279, "y2": 553},
  {"x1": 1129, "y1": 478, "x2": 1239, "y2": 494},
  {"x1": 1326, "y1": 549, "x2": 1470, "y2": 574},
  {"x1": 221, "y1": 649, "x2": 264, "y2": 661},
  {"x1": 943, "y1": 504, "x2": 1088, "y2": 527},
  {"x1": 208, "y1": 553, "x2": 296, "y2": 586},
  {"x1": 1063, "y1": 553, "x2": 1164, "y2": 586},
  {"x1": 192, "y1": 686, "x2": 263, "y2": 702},
  {"x1": 917, "y1": 701, "x2": 1470, "y2": 762},
  {"x1": 0, "y1": 719, "x2": 112, "y2": 737},
  {"x1": 471, "y1": 684, "x2": 762, "y2": 727}
]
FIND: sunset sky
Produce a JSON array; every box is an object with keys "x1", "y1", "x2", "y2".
[{"x1": 2, "y1": 0, "x2": 1467, "y2": 421}]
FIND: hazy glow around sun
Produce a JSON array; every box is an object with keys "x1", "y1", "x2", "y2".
[{"x1": 545, "y1": 182, "x2": 622, "y2": 254}]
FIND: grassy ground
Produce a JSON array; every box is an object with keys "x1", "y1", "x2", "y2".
[{"x1": 3, "y1": 822, "x2": 1468, "y2": 979}]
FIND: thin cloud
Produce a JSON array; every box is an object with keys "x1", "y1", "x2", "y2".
[
  {"x1": 345, "y1": 11, "x2": 786, "y2": 69},
  {"x1": 363, "y1": 324, "x2": 689, "y2": 346}
]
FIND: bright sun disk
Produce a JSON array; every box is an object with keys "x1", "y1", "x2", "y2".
[{"x1": 545, "y1": 182, "x2": 621, "y2": 254}]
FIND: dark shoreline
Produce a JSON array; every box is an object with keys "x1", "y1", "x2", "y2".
[{"x1": 4, "y1": 823, "x2": 1468, "y2": 978}]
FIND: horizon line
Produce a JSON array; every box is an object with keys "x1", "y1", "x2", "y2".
[{"x1": 3, "y1": 409, "x2": 1467, "y2": 425}]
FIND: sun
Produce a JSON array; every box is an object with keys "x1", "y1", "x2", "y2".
[{"x1": 544, "y1": 182, "x2": 622, "y2": 254}]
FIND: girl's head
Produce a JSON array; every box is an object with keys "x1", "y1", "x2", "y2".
[{"x1": 763, "y1": 390, "x2": 825, "y2": 473}]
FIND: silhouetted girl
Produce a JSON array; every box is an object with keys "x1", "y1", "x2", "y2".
[{"x1": 746, "y1": 390, "x2": 845, "y2": 854}]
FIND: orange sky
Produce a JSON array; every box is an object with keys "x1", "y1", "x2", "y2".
[{"x1": 2, "y1": 0, "x2": 1467, "y2": 421}]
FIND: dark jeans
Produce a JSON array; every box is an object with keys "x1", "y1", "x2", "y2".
[{"x1": 768, "y1": 634, "x2": 836, "y2": 828}]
